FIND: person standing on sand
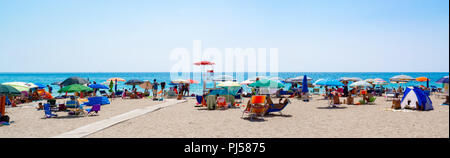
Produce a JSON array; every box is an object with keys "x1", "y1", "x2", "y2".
[
  {"x1": 47, "y1": 85, "x2": 52, "y2": 94},
  {"x1": 152, "y1": 79, "x2": 159, "y2": 98}
]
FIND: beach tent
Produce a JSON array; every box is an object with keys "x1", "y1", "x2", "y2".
[{"x1": 400, "y1": 87, "x2": 433, "y2": 111}]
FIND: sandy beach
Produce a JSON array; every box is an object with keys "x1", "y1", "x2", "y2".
[
  {"x1": 1, "y1": 94, "x2": 448, "y2": 138},
  {"x1": 0, "y1": 98, "x2": 165, "y2": 138},
  {"x1": 84, "y1": 95, "x2": 448, "y2": 138}
]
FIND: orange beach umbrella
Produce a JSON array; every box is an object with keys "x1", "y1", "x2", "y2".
[
  {"x1": 107, "y1": 78, "x2": 126, "y2": 82},
  {"x1": 416, "y1": 77, "x2": 430, "y2": 82}
]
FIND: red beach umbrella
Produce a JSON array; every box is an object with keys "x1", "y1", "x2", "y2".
[{"x1": 194, "y1": 61, "x2": 215, "y2": 65}]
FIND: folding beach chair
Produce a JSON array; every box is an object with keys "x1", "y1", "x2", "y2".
[
  {"x1": 44, "y1": 103, "x2": 57, "y2": 118},
  {"x1": 86, "y1": 104, "x2": 101, "y2": 116},
  {"x1": 242, "y1": 95, "x2": 267, "y2": 121}
]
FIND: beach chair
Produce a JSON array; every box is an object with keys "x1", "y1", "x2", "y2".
[
  {"x1": 242, "y1": 95, "x2": 267, "y2": 121},
  {"x1": 65, "y1": 100, "x2": 79, "y2": 108},
  {"x1": 329, "y1": 93, "x2": 341, "y2": 107},
  {"x1": 195, "y1": 95, "x2": 203, "y2": 107},
  {"x1": 265, "y1": 97, "x2": 290, "y2": 116},
  {"x1": 44, "y1": 103, "x2": 57, "y2": 118},
  {"x1": 86, "y1": 104, "x2": 101, "y2": 116}
]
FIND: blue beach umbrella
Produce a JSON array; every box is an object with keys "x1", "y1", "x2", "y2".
[
  {"x1": 314, "y1": 79, "x2": 345, "y2": 87},
  {"x1": 34, "y1": 83, "x2": 46, "y2": 89},
  {"x1": 302, "y1": 75, "x2": 308, "y2": 93},
  {"x1": 88, "y1": 84, "x2": 109, "y2": 89},
  {"x1": 436, "y1": 76, "x2": 449, "y2": 84}
]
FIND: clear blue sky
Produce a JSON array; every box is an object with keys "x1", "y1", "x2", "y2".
[{"x1": 0, "y1": 0, "x2": 448, "y2": 72}]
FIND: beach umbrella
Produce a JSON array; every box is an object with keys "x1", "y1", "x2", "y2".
[
  {"x1": 314, "y1": 79, "x2": 345, "y2": 87},
  {"x1": 0, "y1": 85, "x2": 21, "y2": 95},
  {"x1": 33, "y1": 83, "x2": 46, "y2": 89},
  {"x1": 350, "y1": 81, "x2": 373, "y2": 87},
  {"x1": 373, "y1": 78, "x2": 388, "y2": 85},
  {"x1": 436, "y1": 76, "x2": 449, "y2": 83},
  {"x1": 139, "y1": 81, "x2": 153, "y2": 91},
  {"x1": 339, "y1": 77, "x2": 362, "y2": 82},
  {"x1": 106, "y1": 78, "x2": 126, "y2": 82},
  {"x1": 58, "y1": 84, "x2": 93, "y2": 93},
  {"x1": 88, "y1": 84, "x2": 109, "y2": 89},
  {"x1": 51, "y1": 82, "x2": 62, "y2": 85},
  {"x1": 285, "y1": 76, "x2": 313, "y2": 83},
  {"x1": 107, "y1": 77, "x2": 126, "y2": 92},
  {"x1": 301, "y1": 75, "x2": 309, "y2": 93},
  {"x1": 240, "y1": 79, "x2": 255, "y2": 85},
  {"x1": 194, "y1": 61, "x2": 215, "y2": 66},
  {"x1": 416, "y1": 77, "x2": 430, "y2": 88},
  {"x1": 364, "y1": 79, "x2": 375, "y2": 83},
  {"x1": 186, "y1": 79, "x2": 199, "y2": 84},
  {"x1": 61, "y1": 77, "x2": 89, "y2": 86},
  {"x1": 416, "y1": 77, "x2": 430, "y2": 82},
  {"x1": 217, "y1": 81, "x2": 241, "y2": 87},
  {"x1": 171, "y1": 79, "x2": 189, "y2": 84},
  {"x1": 248, "y1": 79, "x2": 284, "y2": 88},
  {"x1": 125, "y1": 79, "x2": 144, "y2": 85},
  {"x1": 389, "y1": 75, "x2": 414, "y2": 83},
  {"x1": 1, "y1": 82, "x2": 35, "y2": 92}
]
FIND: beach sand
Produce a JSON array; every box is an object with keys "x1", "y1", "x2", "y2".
[
  {"x1": 87, "y1": 95, "x2": 449, "y2": 138},
  {"x1": 0, "y1": 98, "x2": 165, "y2": 138},
  {"x1": 1, "y1": 95, "x2": 448, "y2": 138}
]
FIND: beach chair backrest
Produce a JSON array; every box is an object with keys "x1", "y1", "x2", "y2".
[
  {"x1": 66, "y1": 100, "x2": 78, "y2": 108},
  {"x1": 44, "y1": 103, "x2": 51, "y2": 115},
  {"x1": 251, "y1": 95, "x2": 266, "y2": 104}
]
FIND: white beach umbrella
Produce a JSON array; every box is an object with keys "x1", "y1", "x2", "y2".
[
  {"x1": 240, "y1": 79, "x2": 255, "y2": 85},
  {"x1": 350, "y1": 81, "x2": 373, "y2": 87},
  {"x1": 390, "y1": 75, "x2": 414, "y2": 83}
]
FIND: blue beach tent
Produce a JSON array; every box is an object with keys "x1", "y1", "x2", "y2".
[{"x1": 400, "y1": 87, "x2": 433, "y2": 111}]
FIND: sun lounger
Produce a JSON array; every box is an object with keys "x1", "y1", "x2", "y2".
[
  {"x1": 44, "y1": 103, "x2": 57, "y2": 118},
  {"x1": 86, "y1": 104, "x2": 101, "y2": 116}
]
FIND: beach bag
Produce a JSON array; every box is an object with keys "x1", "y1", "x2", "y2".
[{"x1": 0, "y1": 115, "x2": 10, "y2": 123}]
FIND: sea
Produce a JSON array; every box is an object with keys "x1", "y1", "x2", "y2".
[{"x1": 0, "y1": 72, "x2": 448, "y2": 95}]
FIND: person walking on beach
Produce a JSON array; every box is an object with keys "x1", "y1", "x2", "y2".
[
  {"x1": 152, "y1": 79, "x2": 159, "y2": 98},
  {"x1": 47, "y1": 85, "x2": 52, "y2": 94}
]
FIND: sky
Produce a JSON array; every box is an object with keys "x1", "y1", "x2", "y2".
[{"x1": 0, "y1": 0, "x2": 449, "y2": 72}]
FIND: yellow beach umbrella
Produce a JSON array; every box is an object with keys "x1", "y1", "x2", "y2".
[{"x1": 217, "y1": 81, "x2": 241, "y2": 87}]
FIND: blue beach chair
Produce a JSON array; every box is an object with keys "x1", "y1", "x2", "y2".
[
  {"x1": 44, "y1": 103, "x2": 57, "y2": 118},
  {"x1": 265, "y1": 97, "x2": 290, "y2": 116}
]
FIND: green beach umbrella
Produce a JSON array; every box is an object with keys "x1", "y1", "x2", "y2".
[
  {"x1": 0, "y1": 85, "x2": 22, "y2": 95},
  {"x1": 248, "y1": 79, "x2": 285, "y2": 88},
  {"x1": 58, "y1": 84, "x2": 93, "y2": 93}
]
